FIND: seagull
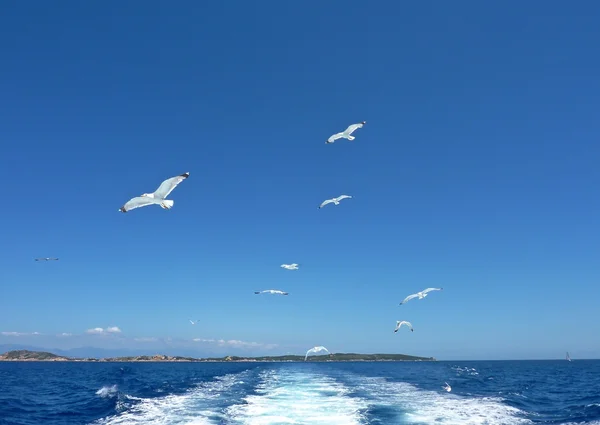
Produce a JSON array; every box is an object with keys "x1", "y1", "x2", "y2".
[
  {"x1": 189, "y1": 319, "x2": 200, "y2": 325},
  {"x1": 281, "y1": 263, "x2": 299, "y2": 270},
  {"x1": 305, "y1": 346, "x2": 331, "y2": 361},
  {"x1": 119, "y1": 172, "x2": 190, "y2": 213},
  {"x1": 399, "y1": 288, "x2": 443, "y2": 305},
  {"x1": 254, "y1": 290, "x2": 289, "y2": 295},
  {"x1": 394, "y1": 321, "x2": 414, "y2": 333},
  {"x1": 319, "y1": 195, "x2": 352, "y2": 209},
  {"x1": 35, "y1": 258, "x2": 59, "y2": 261},
  {"x1": 326, "y1": 121, "x2": 366, "y2": 144},
  {"x1": 442, "y1": 382, "x2": 452, "y2": 392}
]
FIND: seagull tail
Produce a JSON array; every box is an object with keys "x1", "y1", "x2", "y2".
[{"x1": 161, "y1": 200, "x2": 174, "y2": 210}]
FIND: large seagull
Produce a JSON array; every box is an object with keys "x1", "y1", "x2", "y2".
[
  {"x1": 254, "y1": 289, "x2": 289, "y2": 295},
  {"x1": 399, "y1": 288, "x2": 443, "y2": 305},
  {"x1": 119, "y1": 172, "x2": 190, "y2": 213},
  {"x1": 394, "y1": 321, "x2": 414, "y2": 333},
  {"x1": 326, "y1": 121, "x2": 366, "y2": 144},
  {"x1": 305, "y1": 346, "x2": 331, "y2": 361},
  {"x1": 319, "y1": 195, "x2": 352, "y2": 209}
]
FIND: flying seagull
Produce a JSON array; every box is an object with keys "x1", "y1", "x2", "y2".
[
  {"x1": 326, "y1": 121, "x2": 366, "y2": 144},
  {"x1": 119, "y1": 172, "x2": 190, "y2": 213},
  {"x1": 319, "y1": 195, "x2": 352, "y2": 209},
  {"x1": 189, "y1": 319, "x2": 200, "y2": 325},
  {"x1": 305, "y1": 346, "x2": 331, "y2": 361},
  {"x1": 254, "y1": 289, "x2": 289, "y2": 295},
  {"x1": 35, "y1": 258, "x2": 59, "y2": 261},
  {"x1": 394, "y1": 321, "x2": 414, "y2": 333},
  {"x1": 399, "y1": 288, "x2": 443, "y2": 305},
  {"x1": 281, "y1": 263, "x2": 299, "y2": 270},
  {"x1": 442, "y1": 382, "x2": 452, "y2": 392}
]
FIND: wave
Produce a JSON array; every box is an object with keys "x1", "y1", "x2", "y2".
[
  {"x1": 96, "y1": 385, "x2": 118, "y2": 399},
  {"x1": 92, "y1": 371, "x2": 252, "y2": 425},
  {"x1": 342, "y1": 374, "x2": 533, "y2": 425},
  {"x1": 225, "y1": 369, "x2": 367, "y2": 424}
]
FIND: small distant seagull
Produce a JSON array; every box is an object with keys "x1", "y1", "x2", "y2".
[
  {"x1": 305, "y1": 346, "x2": 331, "y2": 361},
  {"x1": 254, "y1": 289, "x2": 289, "y2": 295},
  {"x1": 399, "y1": 288, "x2": 443, "y2": 305},
  {"x1": 281, "y1": 263, "x2": 299, "y2": 270},
  {"x1": 319, "y1": 195, "x2": 352, "y2": 209},
  {"x1": 119, "y1": 172, "x2": 190, "y2": 213},
  {"x1": 189, "y1": 319, "x2": 200, "y2": 325},
  {"x1": 326, "y1": 121, "x2": 366, "y2": 144},
  {"x1": 35, "y1": 258, "x2": 59, "y2": 261},
  {"x1": 394, "y1": 321, "x2": 414, "y2": 333},
  {"x1": 442, "y1": 382, "x2": 452, "y2": 392}
]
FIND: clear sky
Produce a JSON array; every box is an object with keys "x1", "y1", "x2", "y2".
[{"x1": 1, "y1": 1, "x2": 599, "y2": 360}]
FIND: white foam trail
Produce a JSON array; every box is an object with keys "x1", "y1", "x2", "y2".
[
  {"x1": 351, "y1": 375, "x2": 532, "y2": 425},
  {"x1": 226, "y1": 369, "x2": 367, "y2": 424},
  {"x1": 93, "y1": 372, "x2": 248, "y2": 425},
  {"x1": 96, "y1": 385, "x2": 118, "y2": 398}
]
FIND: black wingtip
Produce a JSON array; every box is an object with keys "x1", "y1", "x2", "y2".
[
  {"x1": 119, "y1": 207, "x2": 127, "y2": 213},
  {"x1": 181, "y1": 172, "x2": 190, "y2": 178}
]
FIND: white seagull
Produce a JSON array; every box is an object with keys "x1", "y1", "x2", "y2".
[
  {"x1": 119, "y1": 172, "x2": 190, "y2": 213},
  {"x1": 281, "y1": 263, "x2": 299, "y2": 270},
  {"x1": 319, "y1": 195, "x2": 352, "y2": 209},
  {"x1": 399, "y1": 288, "x2": 443, "y2": 305},
  {"x1": 189, "y1": 319, "x2": 200, "y2": 325},
  {"x1": 394, "y1": 321, "x2": 414, "y2": 333},
  {"x1": 442, "y1": 382, "x2": 452, "y2": 392},
  {"x1": 34, "y1": 257, "x2": 59, "y2": 261},
  {"x1": 254, "y1": 290, "x2": 289, "y2": 295},
  {"x1": 305, "y1": 346, "x2": 331, "y2": 361},
  {"x1": 326, "y1": 121, "x2": 366, "y2": 144}
]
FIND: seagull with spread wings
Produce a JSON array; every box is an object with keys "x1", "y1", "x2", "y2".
[
  {"x1": 281, "y1": 263, "x2": 299, "y2": 270},
  {"x1": 305, "y1": 346, "x2": 331, "y2": 361},
  {"x1": 189, "y1": 319, "x2": 200, "y2": 325},
  {"x1": 34, "y1": 257, "x2": 59, "y2": 261},
  {"x1": 319, "y1": 195, "x2": 352, "y2": 209},
  {"x1": 394, "y1": 321, "x2": 414, "y2": 333},
  {"x1": 119, "y1": 172, "x2": 190, "y2": 213},
  {"x1": 254, "y1": 290, "x2": 289, "y2": 295},
  {"x1": 399, "y1": 288, "x2": 443, "y2": 305},
  {"x1": 326, "y1": 121, "x2": 366, "y2": 144}
]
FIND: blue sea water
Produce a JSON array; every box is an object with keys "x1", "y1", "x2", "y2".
[{"x1": 0, "y1": 360, "x2": 598, "y2": 425}]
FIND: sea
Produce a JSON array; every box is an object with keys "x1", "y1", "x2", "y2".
[{"x1": 0, "y1": 360, "x2": 598, "y2": 425}]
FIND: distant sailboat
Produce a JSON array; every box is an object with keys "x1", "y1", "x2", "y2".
[{"x1": 566, "y1": 352, "x2": 572, "y2": 362}]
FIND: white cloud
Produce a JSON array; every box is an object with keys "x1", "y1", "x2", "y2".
[
  {"x1": 192, "y1": 337, "x2": 277, "y2": 350},
  {"x1": 1, "y1": 331, "x2": 41, "y2": 337},
  {"x1": 86, "y1": 327, "x2": 122, "y2": 335},
  {"x1": 58, "y1": 333, "x2": 72, "y2": 337}
]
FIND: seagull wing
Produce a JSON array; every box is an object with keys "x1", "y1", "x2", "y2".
[
  {"x1": 335, "y1": 195, "x2": 352, "y2": 202},
  {"x1": 152, "y1": 172, "x2": 190, "y2": 199},
  {"x1": 343, "y1": 122, "x2": 364, "y2": 135},
  {"x1": 328, "y1": 132, "x2": 344, "y2": 143},
  {"x1": 119, "y1": 196, "x2": 156, "y2": 212},
  {"x1": 399, "y1": 293, "x2": 419, "y2": 305},
  {"x1": 319, "y1": 199, "x2": 334, "y2": 208},
  {"x1": 422, "y1": 287, "x2": 442, "y2": 294}
]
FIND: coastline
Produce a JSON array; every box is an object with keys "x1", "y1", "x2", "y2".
[{"x1": 0, "y1": 350, "x2": 436, "y2": 363}]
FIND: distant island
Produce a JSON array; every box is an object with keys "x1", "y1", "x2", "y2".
[{"x1": 0, "y1": 350, "x2": 436, "y2": 362}]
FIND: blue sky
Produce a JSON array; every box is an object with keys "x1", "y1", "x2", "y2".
[{"x1": 1, "y1": 1, "x2": 599, "y2": 360}]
